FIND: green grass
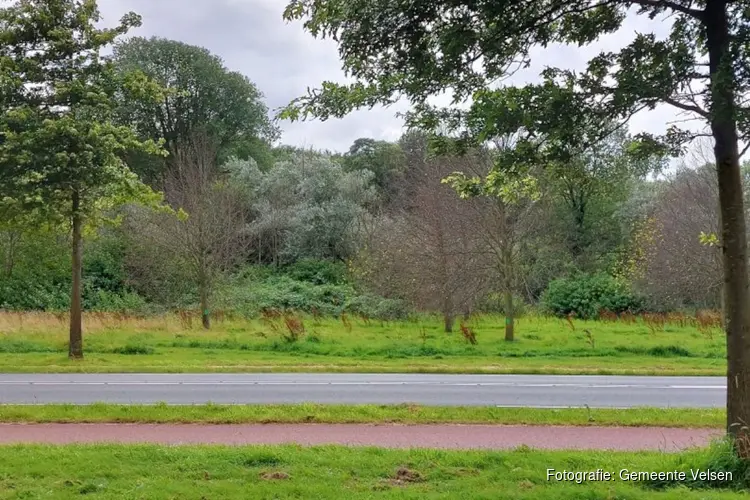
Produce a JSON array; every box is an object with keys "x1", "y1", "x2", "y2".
[
  {"x1": 0, "y1": 443, "x2": 745, "y2": 499},
  {"x1": 0, "y1": 312, "x2": 727, "y2": 374},
  {"x1": 0, "y1": 403, "x2": 725, "y2": 428}
]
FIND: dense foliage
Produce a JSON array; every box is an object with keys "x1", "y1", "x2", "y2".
[{"x1": 542, "y1": 274, "x2": 644, "y2": 320}]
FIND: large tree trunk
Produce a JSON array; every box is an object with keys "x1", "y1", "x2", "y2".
[
  {"x1": 69, "y1": 191, "x2": 83, "y2": 359},
  {"x1": 706, "y1": 0, "x2": 750, "y2": 456}
]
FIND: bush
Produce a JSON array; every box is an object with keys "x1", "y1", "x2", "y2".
[
  {"x1": 84, "y1": 288, "x2": 149, "y2": 313},
  {"x1": 254, "y1": 276, "x2": 351, "y2": 315},
  {"x1": 346, "y1": 294, "x2": 411, "y2": 321},
  {"x1": 218, "y1": 274, "x2": 353, "y2": 317},
  {"x1": 283, "y1": 259, "x2": 347, "y2": 285},
  {"x1": 0, "y1": 278, "x2": 70, "y2": 311},
  {"x1": 541, "y1": 273, "x2": 644, "y2": 319},
  {"x1": 216, "y1": 266, "x2": 411, "y2": 321},
  {"x1": 111, "y1": 344, "x2": 155, "y2": 355},
  {"x1": 83, "y1": 234, "x2": 129, "y2": 295}
]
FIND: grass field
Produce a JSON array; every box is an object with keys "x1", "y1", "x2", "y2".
[
  {"x1": 0, "y1": 404, "x2": 725, "y2": 427},
  {"x1": 0, "y1": 311, "x2": 727, "y2": 375},
  {"x1": 0, "y1": 443, "x2": 745, "y2": 499}
]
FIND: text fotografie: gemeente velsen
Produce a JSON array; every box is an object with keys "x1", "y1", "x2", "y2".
[{"x1": 547, "y1": 468, "x2": 733, "y2": 483}]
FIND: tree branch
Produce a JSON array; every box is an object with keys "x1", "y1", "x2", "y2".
[
  {"x1": 662, "y1": 96, "x2": 710, "y2": 118},
  {"x1": 629, "y1": 0, "x2": 704, "y2": 19}
]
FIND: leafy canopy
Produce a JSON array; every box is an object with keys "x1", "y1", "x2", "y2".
[
  {"x1": 280, "y1": 0, "x2": 746, "y2": 162},
  {"x1": 112, "y1": 37, "x2": 279, "y2": 174},
  {"x1": 0, "y1": 0, "x2": 165, "y2": 223}
]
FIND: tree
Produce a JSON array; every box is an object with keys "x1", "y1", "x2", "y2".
[
  {"x1": 127, "y1": 133, "x2": 251, "y2": 329},
  {"x1": 228, "y1": 151, "x2": 377, "y2": 266},
  {"x1": 635, "y1": 163, "x2": 723, "y2": 310},
  {"x1": 621, "y1": 139, "x2": 728, "y2": 311},
  {"x1": 546, "y1": 127, "x2": 663, "y2": 268},
  {"x1": 112, "y1": 37, "x2": 279, "y2": 181},
  {"x1": 281, "y1": 0, "x2": 750, "y2": 454},
  {"x1": 0, "y1": 0, "x2": 164, "y2": 358},
  {"x1": 443, "y1": 137, "x2": 542, "y2": 341},
  {"x1": 358, "y1": 135, "x2": 491, "y2": 332},
  {"x1": 342, "y1": 138, "x2": 406, "y2": 208}
]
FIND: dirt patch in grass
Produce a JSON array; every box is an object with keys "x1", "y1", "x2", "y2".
[
  {"x1": 390, "y1": 466, "x2": 424, "y2": 485},
  {"x1": 260, "y1": 471, "x2": 290, "y2": 480}
]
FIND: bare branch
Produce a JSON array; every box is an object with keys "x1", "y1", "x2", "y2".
[
  {"x1": 662, "y1": 96, "x2": 710, "y2": 118},
  {"x1": 629, "y1": 0, "x2": 704, "y2": 19}
]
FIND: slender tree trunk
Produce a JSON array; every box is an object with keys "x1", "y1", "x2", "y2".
[
  {"x1": 498, "y1": 200, "x2": 516, "y2": 341},
  {"x1": 706, "y1": 0, "x2": 750, "y2": 456},
  {"x1": 199, "y1": 271, "x2": 211, "y2": 330},
  {"x1": 3, "y1": 231, "x2": 18, "y2": 278},
  {"x1": 69, "y1": 191, "x2": 83, "y2": 359},
  {"x1": 503, "y1": 290, "x2": 514, "y2": 341},
  {"x1": 443, "y1": 309, "x2": 455, "y2": 333},
  {"x1": 571, "y1": 199, "x2": 586, "y2": 258}
]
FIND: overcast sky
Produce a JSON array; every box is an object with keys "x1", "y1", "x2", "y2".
[{"x1": 99, "y1": 0, "x2": 708, "y2": 153}]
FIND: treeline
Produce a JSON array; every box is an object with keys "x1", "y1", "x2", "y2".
[{"x1": 0, "y1": 6, "x2": 736, "y2": 337}]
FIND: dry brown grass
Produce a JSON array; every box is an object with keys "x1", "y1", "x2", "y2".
[
  {"x1": 282, "y1": 314, "x2": 306, "y2": 342},
  {"x1": 598, "y1": 309, "x2": 618, "y2": 322},
  {"x1": 0, "y1": 310, "x2": 188, "y2": 336},
  {"x1": 459, "y1": 321, "x2": 477, "y2": 345}
]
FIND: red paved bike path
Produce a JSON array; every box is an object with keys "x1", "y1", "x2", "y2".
[{"x1": 0, "y1": 423, "x2": 721, "y2": 451}]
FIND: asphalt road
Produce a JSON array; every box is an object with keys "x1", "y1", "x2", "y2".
[{"x1": 0, "y1": 373, "x2": 725, "y2": 407}]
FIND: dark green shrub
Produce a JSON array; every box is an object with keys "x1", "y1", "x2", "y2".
[
  {"x1": 645, "y1": 345, "x2": 693, "y2": 357},
  {"x1": 217, "y1": 266, "x2": 410, "y2": 320},
  {"x1": 0, "y1": 276, "x2": 71, "y2": 310},
  {"x1": 0, "y1": 227, "x2": 149, "y2": 312},
  {"x1": 85, "y1": 288, "x2": 148, "y2": 313},
  {"x1": 111, "y1": 345, "x2": 155, "y2": 355},
  {"x1": 283, "y1": 259, "x2": 347, "y2": 285},
  {"x1": 541, "y1": 273, "x2": 644, "y2": 319},
  {"x1": 0, "y1": 228, "x2": 70, "y2": 310},
  {"x1": 219, "y1": 274, "x2": 353, "y2": 317},
  {"x1": 83, "y1": 234, "x2": 128, "y2": 295}
]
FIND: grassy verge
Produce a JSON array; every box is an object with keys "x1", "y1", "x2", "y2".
[
  {"x1": 0, "y1": 404, "x2": 725, "y2": 428},
  {"x1": 0, "y1": 312, "x2": 728, "y2": 375},
  {"x1": 0, "y1": 352, "x2": 727, "y2": 375},
  {"x1": 0, "y1": 443, "x2": 745, "y2": 499},
  {"x1": 0, "y1": 352, "x2": 726, "y2": 377}
]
